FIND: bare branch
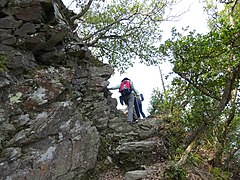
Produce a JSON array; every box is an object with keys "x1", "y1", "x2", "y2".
[
  {"x1": 70, "y1": 0, "x2": 94, "y2": 22},
  {"x1": 219, "y1": 0, "x2": 234, "y2": 4},
  {"x1": 229, "y1": 0, "x2": 239, "y2": 26},
  {"x1": 66, "y1": 0, "x2": 75, "y2": 9}
]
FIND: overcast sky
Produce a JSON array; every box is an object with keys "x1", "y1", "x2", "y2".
[{"x1": 108, "y1": 0, "x2": 210, "y2": 115}]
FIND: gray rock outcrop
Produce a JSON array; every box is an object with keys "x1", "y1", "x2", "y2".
[{"x1": 0, "y1": 1, "x2": 168, "y2": 179}]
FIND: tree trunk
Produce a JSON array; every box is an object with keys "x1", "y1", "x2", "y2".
[
  {"x1": 158, "y1": 65, "x2": 166, "y2": 93},
  {"x1": 213, "y1": 88, "x2": 237, "y2": 167}
]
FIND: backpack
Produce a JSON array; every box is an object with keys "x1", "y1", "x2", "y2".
[{"x1": 119, "y1": 79, "x2": 132, "y2": 96}]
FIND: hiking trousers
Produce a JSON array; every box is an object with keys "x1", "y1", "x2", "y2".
[
  {"x1": 122, "y1": 93, "x2": 137, "y2": 122},
  {"x1": 138, "y1": 101, "x2": 146, "y2": 118}
]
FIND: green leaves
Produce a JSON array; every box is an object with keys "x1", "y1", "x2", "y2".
[
  {"x1": 66, "y1": 0, "x2": 170, "y2": 72},
  {"x1": 153, "y1": 0, "x2": 240, "y2": 169},
  {"x1": 159, "y1": 24, "x2": 240, "y2": 101}
]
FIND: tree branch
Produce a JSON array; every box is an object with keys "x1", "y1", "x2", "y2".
[
  {"x1": 213, "y1": 87, "x2": 237, "y2": 167},
  {"x1": 83, "y1": 13, "x2": 136, "y2": 44},
  {"x1": 70, "y1": 0, "x2": 94, "y2": 22},
  {"x1": 178, "y1": 72, "x2": 221, "y2": 101},
  {"x1": 217, "y1": 63, "x2": 240, "y2": 113}
]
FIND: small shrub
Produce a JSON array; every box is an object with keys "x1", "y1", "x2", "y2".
[
  {"x1": 164, "y1": 165, "x2": 187, "y2": 180},
  {"x1": 210, "y1": 167, "x2": 230, "y2": 180}
]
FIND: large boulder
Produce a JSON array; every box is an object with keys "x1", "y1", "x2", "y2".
[
  {"x1": 0, "y1": 1, "x2": 114, "y2": 179},
  {"x1": 0, "y1": 0, "x2": 168, "y2": 179}
]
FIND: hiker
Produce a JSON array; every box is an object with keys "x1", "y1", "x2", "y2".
[
  {"x1": 108, "y1": 77, "x2": 139, "y2": 123},
  {"x1": 136, "y1": 94, "x2": 146, "y2": 119}
]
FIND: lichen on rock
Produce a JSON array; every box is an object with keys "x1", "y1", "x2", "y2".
[{"x1": 0, "y1": 1, "x2": 169, "y2": 179}]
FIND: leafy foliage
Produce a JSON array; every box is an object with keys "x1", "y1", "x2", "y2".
[
  {"x1": 149, "y1": 0, "x2": 240, "y2": 176},
  {"x1": 164, "y1": 164, "x2": 187, "y2": 179},
  {"x1": 64, "y1": 0, "x2": 177, "y2": 72}
]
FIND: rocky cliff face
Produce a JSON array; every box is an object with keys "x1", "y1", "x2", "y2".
[{"x1": 0, "y1": 1, "x2": 167, "y2": 179}]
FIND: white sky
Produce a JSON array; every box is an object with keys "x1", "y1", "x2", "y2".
[
  {"x1": 62, "y1": 0, "x2": 211, "y2": 115},
  {"x1": 109, "y1": 0, "x2": 210, "y2": 115}
]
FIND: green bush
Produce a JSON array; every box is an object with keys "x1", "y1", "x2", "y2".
[
  {"x1": 164, "y1": 165, "x2": 187, "y2": 180},
  {"x1": 210, "y1": 167, "x2": 230, "y2": 180}
]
